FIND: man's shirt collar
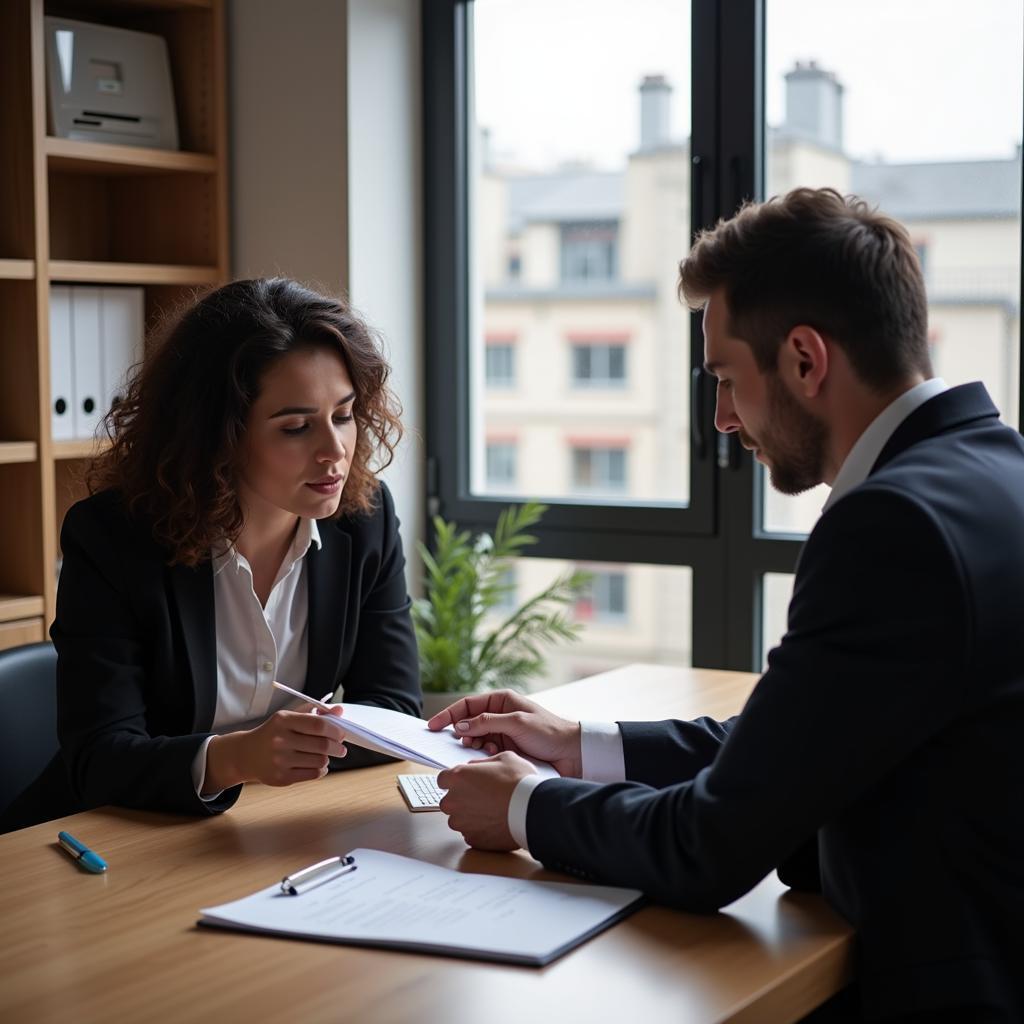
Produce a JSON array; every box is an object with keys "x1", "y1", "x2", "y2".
[{"x1": 823, "y1": 378, "x2": 949, "y2": 511}]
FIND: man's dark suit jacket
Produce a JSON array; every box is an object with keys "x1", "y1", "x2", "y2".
[
  {"x1": 526, "y1": 384, "x2": 1024, "y2": 1023},
  {"x1": 47, "y1": 480, "x2": 420, "y2": 818}
]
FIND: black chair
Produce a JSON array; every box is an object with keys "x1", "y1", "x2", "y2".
[{"x1": 0, "y1": 641, "x2": 77, "y2": 833}]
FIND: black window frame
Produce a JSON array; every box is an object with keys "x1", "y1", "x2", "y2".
[{"x1": 423, "y1": 0, "x2": 1024, "y2": 671}]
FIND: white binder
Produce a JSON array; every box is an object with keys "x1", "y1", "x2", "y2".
[
  {"x1": 99, "y1": 287, "x2": 143, "y2": 414},
  {"x1": 71, "y1": 287, "x2": 104, "y2": 440},
  {"x1": 49, "y1": 286, "x2": 75, "y2": 441}
]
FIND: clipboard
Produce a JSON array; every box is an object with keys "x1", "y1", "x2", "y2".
[{"x1": 198, "y1": 848, "x2": 644, "y2": 967}]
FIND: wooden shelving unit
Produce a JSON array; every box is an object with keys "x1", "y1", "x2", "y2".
[
  {"x1": 52, "y1": 439, "x2": 110, "y2": 461},
  {"x1": 49, "y1": 261, "x2": 221, "y2": 285},
  {"x1": 45, "y1": 136, "x2": 219, "y2": 175},
  {"x1": 0, "y1": 442, "x2": 39, "y2": 465},
  {"x1": 0, "y1": 0, "x2": 229, "y2": 649},
  {"x1": 0, "y1": 259, "x2": 35, "y2": 280}
]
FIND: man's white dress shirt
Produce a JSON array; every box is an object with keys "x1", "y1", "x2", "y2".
[
  {"x1": 191, "y1": 517, "x2": 323, "y2": 798},
  {"x1": 508, "y1": 377, "x2": 950, "y2": 852}
]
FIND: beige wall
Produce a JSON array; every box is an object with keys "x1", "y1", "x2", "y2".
[
  {"x1": 228, "y1": 0, "x2": 349, "y2": 291},
  {"x1": 229, "y1": 0, "x2": 425, "y2": 587}
]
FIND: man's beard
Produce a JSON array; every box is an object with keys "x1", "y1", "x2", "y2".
[{"x1": 745, "y1": 374, "x2": 829, "y2": 496}]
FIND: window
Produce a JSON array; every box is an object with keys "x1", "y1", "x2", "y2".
[
  {"x1": 561, "y1": 221, "x2": 619, "y2": 283},
  {"x1": 571, "y1": 445, "x2": 627, "y2": 493},
  {"x1": 571, "y1": 341, "x2": 628, "y2": 387},
  {"x1": 575, "y1": 570, "x2": 629, "y2": 622},
  {"x1": 485, "y1": 342, "x2": 516, "y2": 387},
  {"x1": 761, "y1": 3, "x2": 1023, "y2": 537},
  {"x1": 425, "y1": 0, "x2": 1022, "y2": 673},
  {"x1": 486, "y1": 441, "x2": 517, "y2": 487},
  {"x1": 493, "y1": 566, "x2": 517, "y2": 611},
  {"x1": 913, "y1": 241, "x2": 928, "y2": 279}
]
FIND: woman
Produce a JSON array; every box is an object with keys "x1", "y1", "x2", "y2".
[{"x1": 51, "y1": 277, "x2": 421, "y2": 817}]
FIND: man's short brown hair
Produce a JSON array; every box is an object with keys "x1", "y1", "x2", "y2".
[{"x1": 679, "y1": 187, "x2": 932, "y2": 390}]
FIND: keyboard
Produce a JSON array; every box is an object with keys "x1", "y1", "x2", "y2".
[{"x1": 396, "y1": 773, "x2": 447, "y2": 812}]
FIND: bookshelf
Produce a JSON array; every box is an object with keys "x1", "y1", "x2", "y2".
[{"x1": 0, "y1": 0, "x2": 229, "y2": 650}]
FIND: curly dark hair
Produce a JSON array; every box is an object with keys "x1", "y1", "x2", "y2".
[{"x1": 88, "y1": 277, "x2": 403, "y2": 567}]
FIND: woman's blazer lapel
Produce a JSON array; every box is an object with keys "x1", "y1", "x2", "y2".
[
  {"x1": 168, "y1": 560, "x2": 218, "y2": 732},
  {"x1": 306, "y1": 522, "x2": 352, "y2": 699}
]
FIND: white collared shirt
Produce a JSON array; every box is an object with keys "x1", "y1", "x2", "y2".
[
  {"x1": 191, "y1": 517, "x2": 323, "y2": 797},
  {"x1": 508, "y1": 377, "x2": 951, "y2": 853},
  {"x1": 823, "y1": 377, "x2": 949, "y2": 510}
]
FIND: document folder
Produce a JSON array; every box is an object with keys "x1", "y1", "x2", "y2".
[{"x1": 199, "y1": 848, "x2": 643, "y2": 966}]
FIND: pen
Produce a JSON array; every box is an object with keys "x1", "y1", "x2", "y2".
[
  {"x1": 280, "y1": 854, "x2": 357, "y2": 895},
  {"x1": 272, "y1": 680, "x2": 336, "y2": 712},
  {"x1": 57, "y1": 831, "x2": 108, "y2": 874}
]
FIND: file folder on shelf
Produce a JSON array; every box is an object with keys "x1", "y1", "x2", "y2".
[
  {"x1": 71, "y1": 287, "x2": 104, "y2": 440},
  {"x1": 48, "y1": 285, "x2": 144, "y2": 442},
  {"x1": 49, "y1": 286, "x2": 75, "y2": 441}
]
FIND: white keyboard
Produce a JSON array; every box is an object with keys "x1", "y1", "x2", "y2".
[{"x1": 396, "y1": 773, "x2": 446, "y2": 812}]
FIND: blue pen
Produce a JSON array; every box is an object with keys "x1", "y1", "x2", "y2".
[{"x1": 57, "y1": 831, "x2": 108, "y2": 873}]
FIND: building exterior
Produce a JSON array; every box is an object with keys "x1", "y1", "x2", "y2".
[{"x1": 475, "y1": 64, "x2": 1022, "y2": 686}]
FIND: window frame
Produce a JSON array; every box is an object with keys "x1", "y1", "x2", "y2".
[{"x1": 422, "y1": 0, "x2": 1024, "y2": 671}]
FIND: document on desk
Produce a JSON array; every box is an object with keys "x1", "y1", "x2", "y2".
[
  {"x1": 332, "y1": 704, "x2": 559, "y2": 778},
  {"x1": 199, "y1": 848, "x2": 643, "y2": 966}
]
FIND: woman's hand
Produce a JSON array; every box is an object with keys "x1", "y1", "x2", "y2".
[
  {"x1": 427, "y1": 690, "x2": 582, "y2": 778},
  {"x1": 204, "y1": 706, "x2": 347, "y2": 793}
]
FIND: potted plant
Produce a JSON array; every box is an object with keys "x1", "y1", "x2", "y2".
[{"x1": 413, "y1": 502, "x2": 591, "y2": 718}]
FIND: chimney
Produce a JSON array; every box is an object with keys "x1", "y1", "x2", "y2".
[
  {"x1": 784, "y1": 61, "x2": 844, "y2": 150},
  {"x1": 639, "y1": 74, "x2": 672, "y2": 151}
]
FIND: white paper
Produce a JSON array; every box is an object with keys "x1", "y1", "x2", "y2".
[
  {"x1": 331, "y1": 703, "x2": 558, "y2": 779},
  {"x1": 200, "y1": 848, "x2": 642, "y2": 964}
]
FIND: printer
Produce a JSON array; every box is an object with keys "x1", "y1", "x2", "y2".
[{"x1": 45, "y1": 17, "x2": 179, "y2": 150}]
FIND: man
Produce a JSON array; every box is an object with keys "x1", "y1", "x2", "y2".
[{"x1": 429, "y1": 188, "x2": 1024, "y2": 1023}]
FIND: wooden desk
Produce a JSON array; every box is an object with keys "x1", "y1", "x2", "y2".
[{"x1": 0, "y1": 666, "x2": 852, "y2": 1023}]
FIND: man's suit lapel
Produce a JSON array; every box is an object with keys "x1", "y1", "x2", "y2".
[
  {"x1": 168, "y1": 560, "x2": 218, "y2": 732},
  {"x1": 306, "y1": 521, "x2": 352, "y2": 699},
  {"x1": 871, "y1": 382, "x2": 999, "y2": 476}
]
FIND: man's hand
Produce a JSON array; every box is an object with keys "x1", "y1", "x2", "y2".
[
  {"x1": 427, "y1": 690, "x2": 583, "y2": 778},
  {"x1": 437, "y1": 752, "x2": 536, "y2": 851},
  {"x1": 205, "y1": 706, "x2": 347, "y2": 793}
]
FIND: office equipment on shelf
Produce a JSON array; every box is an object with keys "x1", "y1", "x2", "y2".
[
  {"x1": 50, "y1": 285, "x2": 144, "y2": 442},
  {"x1": 45, "y1": 17, "x2": 179, "y2": 150},
  {"x1": 199, "y1": 848, "x2": 643, "y2": 966},
  {"x1": 271, "y1": 681, "x2": 558, "y2": 777},
  {"x1": 397, "y1": 773, "x2": 445, "y2": 812}
]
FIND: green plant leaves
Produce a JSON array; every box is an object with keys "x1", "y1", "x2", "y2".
[{"x1": 412, "y1": 502, "x2": 591, "y2": 693}]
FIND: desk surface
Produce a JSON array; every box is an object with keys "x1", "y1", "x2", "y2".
[{"x1": 0, "y1": 665, "x2": 852, "y2": 1024}]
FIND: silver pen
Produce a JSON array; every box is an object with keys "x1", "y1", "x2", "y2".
[{"x1": 280, "y1": 854, "x2": 357, "y2": 895}]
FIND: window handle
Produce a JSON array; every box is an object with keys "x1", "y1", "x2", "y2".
[
  {"x1": 691, "y1": 367, "x2": 707, "y2": 460},
  {"x1": 691, "y1": 154, "x2": 705, "y2": 234},
  {"x1": 717, "y1": 433, "x2": 742, "y2": 471}
]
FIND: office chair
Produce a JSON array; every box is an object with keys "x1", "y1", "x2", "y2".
[{"x1": 0, "y1": 641, "x2": 77, "y2": 833}]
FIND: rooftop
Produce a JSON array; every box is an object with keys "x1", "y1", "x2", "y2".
[{"x1": 497, "y1": 146, "x2": 1021, "y2": 226}]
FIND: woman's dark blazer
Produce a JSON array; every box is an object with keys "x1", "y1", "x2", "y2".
[{"x1": 49, "y1": 481, "x2": 421, "y2": 817}]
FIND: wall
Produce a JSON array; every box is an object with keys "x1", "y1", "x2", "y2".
[
  {"x1": 345, "y1": 0, "x2": 424, "y2": 584},
  {"x1": 228, "y1": 0, "x2": 424, "y2": 588},
  {"x1": 228, "y1": 0, "x2": 349, "y2": 291}
]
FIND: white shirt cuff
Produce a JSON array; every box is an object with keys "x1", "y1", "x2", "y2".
[
  {"x1": 580, "y1": 720, "x2": 626, "y2": 782},
  {"x1": 507, "y1": 773, "x2": 547, "y2": 852},
  {"x1": 192, "y1": 736, "x2": 225, "y2": 802}
]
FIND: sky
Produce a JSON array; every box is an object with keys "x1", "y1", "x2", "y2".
[{"x1": 473, "y1": 0, "x2": 1024, "y2": 170}]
